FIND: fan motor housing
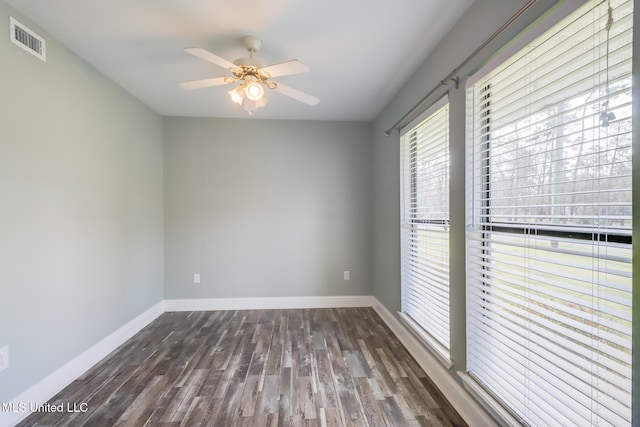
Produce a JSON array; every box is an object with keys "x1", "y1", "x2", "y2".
[{"x1": 233, "y1": 57, "x2": 264, "y2": 68}]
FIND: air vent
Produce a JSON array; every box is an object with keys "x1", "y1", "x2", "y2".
[{"x1": 9, "y1": 17, "x2": 46, "y2": 61}]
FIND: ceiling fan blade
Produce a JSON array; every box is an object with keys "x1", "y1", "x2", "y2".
[
  {"x1": 261, "y1": 60, "x2": 309, "y2": 78},
  {"x1": 179, "y1": 76, "x2": 235, "y2": 90},
  {"x1": 184, "y1": 47, "x2": 237, "y2": 70},
  {"x1": 273, "y1": 82, "x2": 319, "y2": 106}
]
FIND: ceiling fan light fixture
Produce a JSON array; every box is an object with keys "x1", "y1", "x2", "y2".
[
  {"x1": 245, "y1": 81, "x2": 264, "y2": 101},
  {"x1": 228, "y1": 81, "x2": 268, "y2": 113},
  {"x1": 228, "y1": 85, "x2": 245, "y2": 105},
  {"x1": 253, "y1": 95, "x2": 268, "y2": 109}
]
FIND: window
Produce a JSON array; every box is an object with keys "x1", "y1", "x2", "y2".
[
  {"x1": 400, "y1": 98, "x2": 451, "y2": 363},
  {"x1": 466, "y1": 0, "x2": 633, "y2": 425}
]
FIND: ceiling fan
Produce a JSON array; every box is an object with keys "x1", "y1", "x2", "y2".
[{"x1": 179, "y1": 35, "x2": 319, "y2": 114}]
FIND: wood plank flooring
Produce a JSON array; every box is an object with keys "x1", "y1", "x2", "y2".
[{"x1": 18, "y1": 308, "x2": 466, "y2": 427}]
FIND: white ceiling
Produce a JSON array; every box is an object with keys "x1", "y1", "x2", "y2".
[{"x1": 6, "y1": 0, "x2": 474, "y2": 121}]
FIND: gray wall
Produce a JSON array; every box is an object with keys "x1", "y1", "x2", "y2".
[
  {"x1": 163, "y1": 117, "x2": 372, "y2": 299},
  {"x1": 0, "y1": 2, "x2": 164, "y2": 403}
]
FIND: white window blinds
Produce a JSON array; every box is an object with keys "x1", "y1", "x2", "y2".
[
  {"x1": 400, "y1": 98, "x2": 450, "y2": 361},
  {"x1": 466, "y1": 0, "x2": 633, "y2": 425}
]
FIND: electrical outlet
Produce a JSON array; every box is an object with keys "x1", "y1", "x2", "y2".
[
  {"x1": 193, "y1": 273, "x2": 201, "y2": 284},
  {"x1": 343, "y1": 271, "x2": 350, "y2": 281},
  {"x1": 0, "y1": 345, "x2": 9, "y2": 372}
]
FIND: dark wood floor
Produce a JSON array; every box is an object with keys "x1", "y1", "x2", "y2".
[{"x1": 18, "y1": 307, "x2": 466, "y2": 427}]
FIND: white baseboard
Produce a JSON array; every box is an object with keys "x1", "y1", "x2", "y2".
[
  {"x1": 164, "y1": 295, "x2": 376, "y2": 311},
  {"x1": 370, "y1": 298, "x2": 497, "y2": 427},
  {"x1": 1, "y1": 301, "x2": 165, "y2": 427}
]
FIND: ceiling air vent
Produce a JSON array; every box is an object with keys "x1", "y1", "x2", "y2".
[{"x1": 9, "y1": 17, "x2": 46, "y2": 61}]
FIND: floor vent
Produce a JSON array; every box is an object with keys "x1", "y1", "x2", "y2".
[{"x1": 9, "y1": 17, "x2": 46, "y2": 61}]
